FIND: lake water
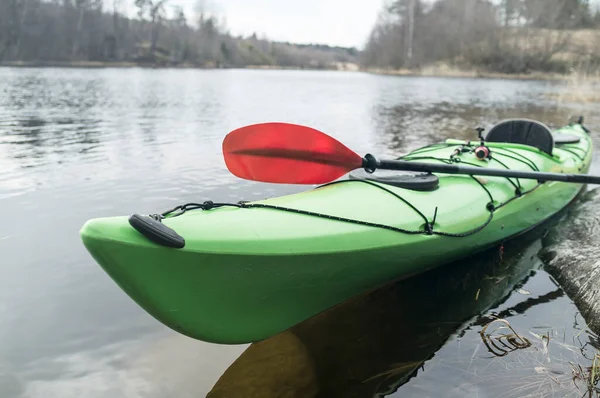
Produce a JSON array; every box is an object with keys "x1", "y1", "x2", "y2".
[{"x1": 1, "y1": 67, "x2": 600, "y2": 397}]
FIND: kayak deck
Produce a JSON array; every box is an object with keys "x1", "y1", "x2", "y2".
[{"x1": 81, "y1": 123, "x2": 592, "y2": 344}]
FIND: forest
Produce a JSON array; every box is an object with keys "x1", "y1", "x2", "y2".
[
  {"x1": 0, "y1": 0, "x2": 358, "y2": 69},
  {"x1": 1, "y1": 0, "x2": 599, "y2": 75},
  {"x1": 362, "y1": 0, "x2": 600, "y2": 74}
]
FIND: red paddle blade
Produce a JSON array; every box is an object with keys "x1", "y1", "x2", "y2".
[{"x1": 223, "y1": 122, "x2": 363, "y2": 184}]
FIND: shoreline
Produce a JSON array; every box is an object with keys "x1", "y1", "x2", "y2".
[
  {"x1": 364, "y1": 65, "x2": 600, "y2": 82},
  {"x1": 366, "y1": 67, "x2": 568, "y2": 81},
  {"x1": 1, "y1": 60, "x2": 597, "y2": 81},
  {"x1": 0, "y1": 60, "x2": 354, "y2": 71}
]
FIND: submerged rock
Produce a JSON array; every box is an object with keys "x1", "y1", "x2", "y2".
[{"x1": 541, "y1": 187, "x2": 600, "y2": 334}]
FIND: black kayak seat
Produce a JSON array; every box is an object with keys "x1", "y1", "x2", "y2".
[
  {"x1": 553, "y1": 133, "x2": 581, "y2": 144},
  {"x1": 485, "y1": 119, "x2": 554, "y2": 155}
]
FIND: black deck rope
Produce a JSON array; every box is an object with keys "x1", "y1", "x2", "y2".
[
  {"x1": 560, "y1": 144, "x2": 588, "y2": 153},
  {"x1": 239, "y1": 202, "x2": 425, "y2": 236},
  {"x1": 403, "y1": 143, "x2": 457, "y2": 157},
  {"x1": 155, "y1": 139, "x2": 583, "y2": 239},
  {"x1": 446, "y1": 157, "x2": 526, "y2": 197},
  {"x1": 402, "y1": 141, "x2": 541, "y2": 172},
  {"x1": 319, "y1": 179, "x2": 432, "y2": 226},
  {"x1": 490, "y1": 148, "x2": 540, "y2": 171},
  {"x1": 489, "y1": 156, "x2": 522, "y2": 192},
  {"x1": 155, "y1": 201, "x2": 243, "y2": 219},
  {"x1": 158, "y1": 179, "x2": 495, "y2": 238},
  {"x1": 494, "y1": 183, "x2": 543, "y2": 211},
  {"x1": 470, "y1": 175, "x2": 495, "y2": 206},
  {"x1": 433, "y1": 210, "x2": 494, "y2": 238},
  {"x1": 556, "y1": 146, "x2": 585, "y2": 161},
  {"x1": 398, "y1": 155, "x2": 455, "y2": 165},
  {"x1": 402, "y1": 149, "x2": 526, "y2": 194},
  {"x1": 555, "y1": 133, "x2": 591, "y2": 161},
  {"x1": 407, "y1": 136, "x2": 589, "y2": 164}
]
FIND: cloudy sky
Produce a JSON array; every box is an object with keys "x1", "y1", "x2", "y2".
[
  {"x1": 125, "y1": 0, "x2": 385, "y2": 49},
  {"x1": 122, "y1": 0, "x2": 600, "y2": 49}
]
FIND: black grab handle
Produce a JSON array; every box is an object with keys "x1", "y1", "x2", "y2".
[{"x1": 129, "y1": 214, "x2": 185, "y2": 249}]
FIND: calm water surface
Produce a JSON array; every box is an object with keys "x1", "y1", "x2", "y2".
[{"x1": 1, "y1": 68, "x2": 600, "y2": 397}]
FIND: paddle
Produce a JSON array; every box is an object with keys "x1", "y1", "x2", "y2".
[{"x1": 223, "y1": 122, "x2": 600, "y2": 185}]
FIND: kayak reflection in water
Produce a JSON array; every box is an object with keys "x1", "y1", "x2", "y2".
[{"x1": 207, "y1": 214, "x2": 570, "y2": 398}]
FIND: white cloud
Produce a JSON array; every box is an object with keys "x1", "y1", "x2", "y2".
[
  {"x1": 118, "y1": 0, "x2": 600, "y2": 48},
  {"x1": 121, "y1": 0, "x2": 384, "y2": 48}
]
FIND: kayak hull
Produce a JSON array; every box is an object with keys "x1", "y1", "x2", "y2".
[{"x1": 81, "y1": 123, "x2": 592, "y2": 344}]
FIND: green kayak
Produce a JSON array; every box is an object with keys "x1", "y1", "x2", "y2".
[{"x1": 80, "y1": 119, "x2": 592, "y2": 344}]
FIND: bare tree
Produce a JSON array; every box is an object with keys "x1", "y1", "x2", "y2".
[
  {"x1": 406, "y1": 0, "x2": 415, "y2": 63},
  {"x1": 0, "y1": 0, "x2": 340, "y2": 68},
  {"x1": 502, "y1": 0, "x2": 522, "y2": 26},
  {"x1": 135, "y1": 0, "x2": 168, "y2": 55},
  {"x1": 362, "y1": 0, "x2": 597, "y2": 73},
  {"x1": 0, "y1": 0, "x2": 30, "y2": 60},
  {"x1": 72, "y1": 0, "x2": 86, "y2": 57},
  {"x1": 520, "y1": 0, "x2": 593, "y2": 28}
]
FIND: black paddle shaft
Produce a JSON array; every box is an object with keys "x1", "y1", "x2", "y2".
[{"x1": 362, "y1": 154, "x2": 600, "y2": 185}]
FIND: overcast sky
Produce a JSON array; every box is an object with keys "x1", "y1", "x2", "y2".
[
  {"x1": 122, "y1": 0, "x2": 600, "y2": 49},
  {"x1": 124, "y1": 0, "x2": 385, "y2": 49}
]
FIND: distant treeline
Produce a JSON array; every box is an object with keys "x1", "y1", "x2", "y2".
[
  {"x1": 362, "y1": 0, "x2": 600, "y2": 74},
  {"x1": 0, "y1": 0, "x2": 358, "y2": 69}
]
